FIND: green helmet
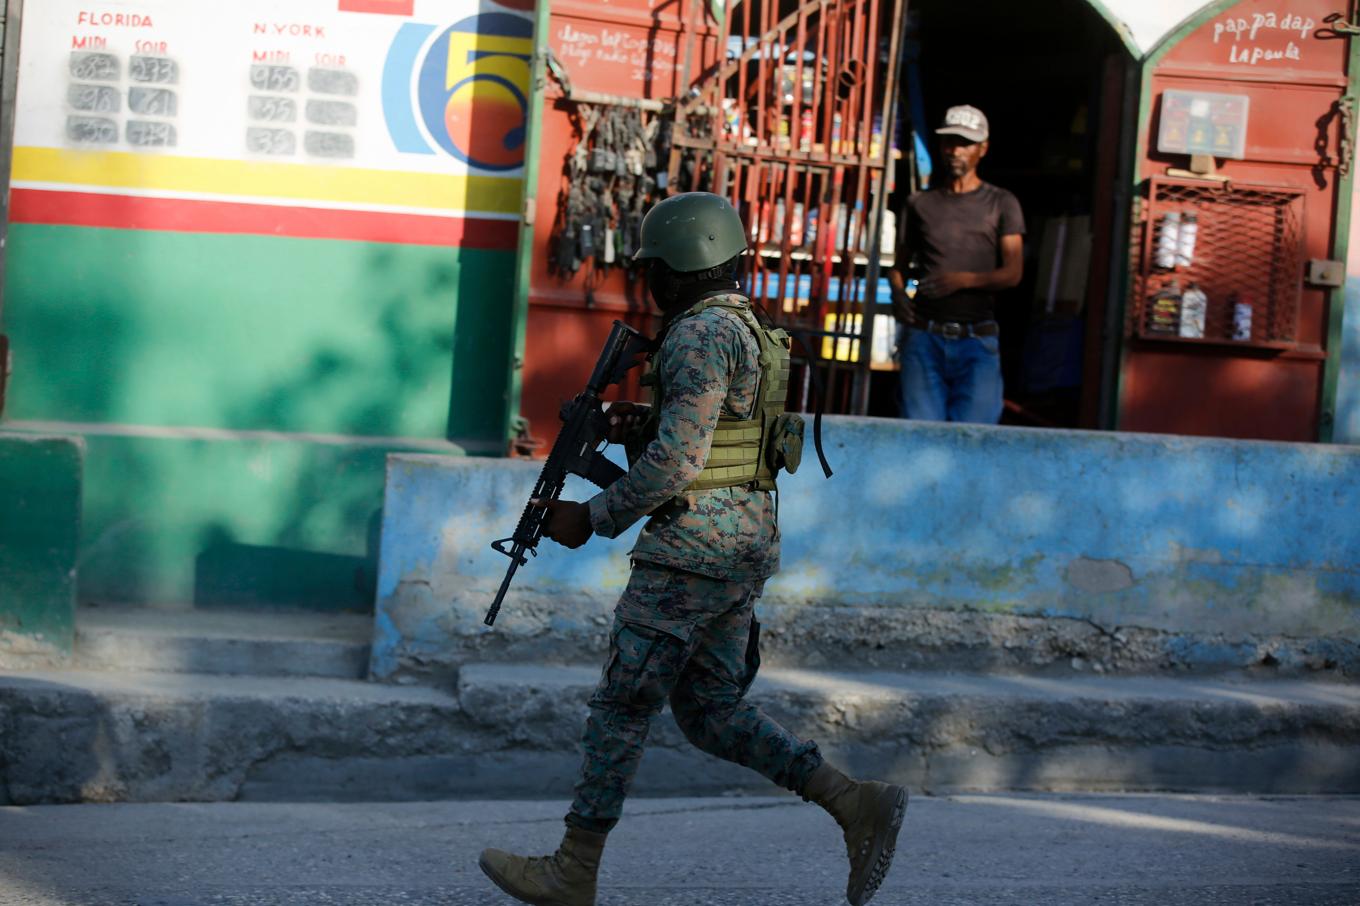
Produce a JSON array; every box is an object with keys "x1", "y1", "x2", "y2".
[{"x1": 633, "y1": 192, "x2": 748, "y2": 273}]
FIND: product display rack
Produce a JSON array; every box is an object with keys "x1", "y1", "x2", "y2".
[{"x1": 1129, "y1": 176, "x2": 1306, "y2": 350}]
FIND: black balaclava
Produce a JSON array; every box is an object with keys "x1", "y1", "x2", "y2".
[{"x1": 648, "y1": 257, "x2": 742, "y2": 319}]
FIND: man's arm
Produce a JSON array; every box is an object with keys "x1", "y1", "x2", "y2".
[
  {"x1": 586, "y1": 314, "x2": 735, "y2": 539},
  {"x1": 917, "y1": 233, "x2": 1023, "y2": 298},
  {"x1": 886, "y1": 263, "x2": 914, "y2": 324},
  {"x1": 886, "y1": 203, "x2": 916, "y2": 323}
]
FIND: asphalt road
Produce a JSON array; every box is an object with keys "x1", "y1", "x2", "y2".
[{"x1": 2, "y1": 793, "x2": 1358, "y2": 905}]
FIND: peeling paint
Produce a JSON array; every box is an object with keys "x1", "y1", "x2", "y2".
[
  {"x1": 1066, "y1": 558, "x2": 1136, "y2": 594},
  {"x1": 0, "y1": 630, "x2": 68, "y2": 670}
]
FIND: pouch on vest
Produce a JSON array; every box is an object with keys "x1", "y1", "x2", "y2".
[{"x1": 767, "y1": 412, "x2": 805, "y2": 475}]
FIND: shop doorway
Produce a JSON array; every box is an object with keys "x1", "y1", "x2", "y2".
[{"x1": 874, "y1": 0, "x2": 1133, "y2": 427}]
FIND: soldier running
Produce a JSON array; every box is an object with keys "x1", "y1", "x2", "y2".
[{"x1": 478, "y1": 192, "x2": 907, "y2": 906}]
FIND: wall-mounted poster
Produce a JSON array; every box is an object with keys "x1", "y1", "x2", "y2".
[{"x1": 11, "y1": 0, "x2": 534, "y2": 248}]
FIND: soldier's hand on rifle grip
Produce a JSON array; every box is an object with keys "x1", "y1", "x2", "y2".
[
  {"x1": 531, "y1": 498, "x2": 593, "y2": 549},
  {"x1": 605, "y1": 401, "x2": 650, "y2": 444}
]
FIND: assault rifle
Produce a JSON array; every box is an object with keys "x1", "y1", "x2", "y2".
[{"x1": 484, "y1": 320, "x2": 652, "y2": 626}]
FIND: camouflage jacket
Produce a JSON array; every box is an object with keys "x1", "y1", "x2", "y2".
[{"x1": 587, "y1": 293, "x2": 779, "y2": 581}]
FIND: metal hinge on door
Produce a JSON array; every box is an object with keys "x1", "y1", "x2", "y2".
[{"x1": 1325, "y1": 13, "x2": 1360, "y2": 35}]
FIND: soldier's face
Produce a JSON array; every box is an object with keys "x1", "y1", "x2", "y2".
[{"x1": 647, "y1": 260, "x2": 678, "y2": 309}]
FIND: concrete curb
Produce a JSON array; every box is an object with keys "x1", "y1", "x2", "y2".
[{"x1": 3, "y1": 665, "x2": 1358, "y2": 804}]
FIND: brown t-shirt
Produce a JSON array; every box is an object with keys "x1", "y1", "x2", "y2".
[{"x1": 900, "y1": 182, "x2": 1025, "y2": 323}]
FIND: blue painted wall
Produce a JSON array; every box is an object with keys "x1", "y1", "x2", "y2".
[{"x1": 371, "y1": 417, "x2": 1360, "y2": 678}]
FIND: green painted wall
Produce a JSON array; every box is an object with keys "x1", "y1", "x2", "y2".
[
  {"x1": 76, "y1": 434, "x2": 397, "y2": 610},
  {"x1": 4, "y1": 227, "x2": 513, "y2": 439},
  {"x1": 0, "y1": 433, "x2": 81, "y2": 657},
  {"x1": 1, "y1": 225, "x2": 516, "y2": 610}
]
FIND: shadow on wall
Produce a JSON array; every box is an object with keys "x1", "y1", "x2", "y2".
[
  {"x1": 193, "y1": 511, "x2": 384, "y2": 612},
  {"x1": 2, "y1": 226, "x2": 157, "y2": 603},
  {"x1": 233, "y1": 244, "x2": 465, "y2": 442},
  {"x1": 191, "y1": 243, "x2": 487, "y2": 611}
]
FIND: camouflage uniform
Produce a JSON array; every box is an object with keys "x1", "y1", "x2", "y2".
[{"x1": 571, "y1": 293, "x2": 823, "y2": 833}]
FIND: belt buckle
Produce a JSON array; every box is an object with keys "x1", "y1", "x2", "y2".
[{"x1": 940, "y1": 321, "x2": 963, "y2": 339}]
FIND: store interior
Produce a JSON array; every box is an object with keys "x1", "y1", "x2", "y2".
[{"x1": 873, "y1": 0, "x2": 1130, "y2": 426}]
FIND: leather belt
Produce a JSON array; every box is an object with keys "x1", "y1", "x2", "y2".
[{"x1": 912, "y1": 318, "x2": 999, "y2": 339}]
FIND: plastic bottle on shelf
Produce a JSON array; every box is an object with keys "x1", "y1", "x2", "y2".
[
  {"x1": 836, "y1": 203, "x2": 859, "y2": 248},
  {"x1": 1147, "y1": 279, "x2": 1182, "y2": 335},
  {"x1": 880, "y1": 208, "x2": 897, "y2": 256},
  {"x1": 1155, "y1": 211, "x2": 1181, "y2": 269},
  {"x1": 1231, "y1": 292, "x2": 1253, "y2": 341},
  {"x1": 1179, "y1": 283, "x2": 1207, "y2": 338},
  {"x1": 1176, "y1": 212, "x2": 1198, "y2": 268},
  {"x1": 722, "y1": 98, "x2": 740, "y2": 138}
]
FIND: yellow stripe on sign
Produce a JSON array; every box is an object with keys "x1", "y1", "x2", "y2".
[{"x1": 12, "y1": 147, "x2": 522, "y2": 214}]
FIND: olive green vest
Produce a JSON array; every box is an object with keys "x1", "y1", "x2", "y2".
[{"x1": 646, "y1": 296, "x2": 805, "y2": 493}]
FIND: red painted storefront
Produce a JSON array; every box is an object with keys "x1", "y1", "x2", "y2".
[{"x1": 514, "y1": 0, "x2": 1358, "y2": 445}]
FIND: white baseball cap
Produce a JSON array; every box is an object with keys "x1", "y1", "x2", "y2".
[{"x1": 936, "y1": 105, "x2": 988, "y2": 142}]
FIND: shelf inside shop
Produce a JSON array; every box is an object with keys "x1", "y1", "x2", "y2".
[
  {"x1": 717, "y1": 142, "x2": 902, "y2": 165},
  {"x1": 1131, "y1": 178, "x2": 1305, "y2": 352},
  {"x1": 755, "y1": 244, "x2": 893, "y2": 268},
  {"x1": 1131, "y1": 334, "x2": 1297, "y2": 352}
]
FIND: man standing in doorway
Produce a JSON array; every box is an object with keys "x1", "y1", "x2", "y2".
[{"x1": 887, "y1": 104, "x2": 1024, "y2": 423}]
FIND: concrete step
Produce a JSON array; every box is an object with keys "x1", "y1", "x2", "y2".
[
  {"x1": 377, "y1": 598, "x2": 1360, "y2": 686},
  {"x1": 73, "y1": 606, "x2": 372, "y2": 679},
  {"x1": 2, "y1": 664, "x2": 1358, "y2": 805}
]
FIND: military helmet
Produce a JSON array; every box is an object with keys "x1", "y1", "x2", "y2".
[{"x1": 633, "y1": 192, "x2": 748, "y2": 273}]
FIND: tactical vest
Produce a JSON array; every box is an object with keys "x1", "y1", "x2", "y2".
[{"x1": 644, "y1": 295, "x2": 805, "y2": 493}]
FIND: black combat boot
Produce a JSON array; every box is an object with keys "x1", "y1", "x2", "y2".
[
  {"x1": 803, "y1": 762, "x2": 908, "y2": 905},
  {"x1": 478, "y1": 826, "x2": 607, "y2": 906}
]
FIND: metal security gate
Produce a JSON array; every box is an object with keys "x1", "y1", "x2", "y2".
[{"x1": 668, "y1": 0, "x2": 907, "y2": 414}]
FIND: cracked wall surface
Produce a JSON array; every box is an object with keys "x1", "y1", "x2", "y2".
[{"x1": 372, "y1": 418, "x2": 1360, "y2": 682}]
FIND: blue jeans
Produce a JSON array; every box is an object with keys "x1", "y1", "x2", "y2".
[{"x1": 898, "y1": 325, "x2": 1003, "y2": 423}]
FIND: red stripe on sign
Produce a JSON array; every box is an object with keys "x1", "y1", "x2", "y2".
[
  {"x1": 338, "y1": 0, "x2": 414, "y2": 14},
  {"x1": 10, "y1": 189, "x2": 519, "y2": 249}
]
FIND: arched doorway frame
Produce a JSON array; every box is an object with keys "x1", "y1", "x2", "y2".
[
  {"x1": 1107, "y1": 0, "x2": 1360, "y2": 440},
  {"x1": 1084, "y1": 0, "x2": 1148, "y2": 58}
]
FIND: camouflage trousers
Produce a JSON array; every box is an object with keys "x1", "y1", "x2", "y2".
[{"x1": 565, "y1": 562, "x2": 823, "y2": 833}]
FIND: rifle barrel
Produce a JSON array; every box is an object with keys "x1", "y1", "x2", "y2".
[{"x1": 484, "y1": 555, "x2": 521, "y2": 626}]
